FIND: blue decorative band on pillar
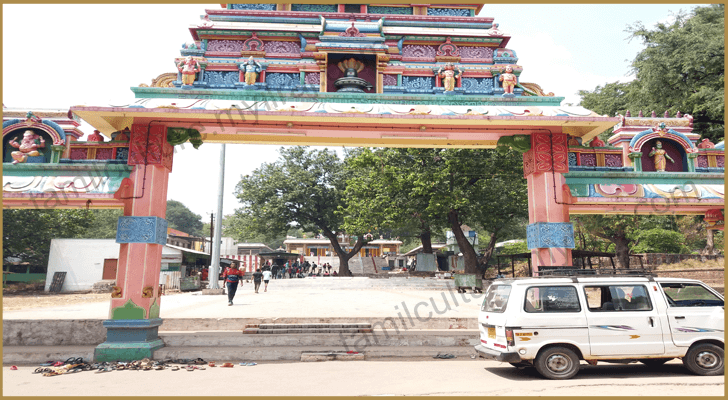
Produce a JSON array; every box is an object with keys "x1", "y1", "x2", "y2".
[
  {"x1": 94, "y1": 318, "x2": 164, "y2": 362},
  {"x1": 116, "y1": 216, "x2": 168, "y2": 245},
  {"x1": 526, "y1": 222, "x2": 575, "y2": 249}
]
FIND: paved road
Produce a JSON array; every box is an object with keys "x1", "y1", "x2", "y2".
[{"x1": 4, "y1": 359, "x2": 722, "y2": 396}]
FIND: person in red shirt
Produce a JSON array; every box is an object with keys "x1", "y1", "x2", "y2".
[
  {"x1": 221, "y1": 263, "x2": 244, "y2": 306},
  {"x1": 201, "y1": 268, "x2": 209, "y2": 281}
]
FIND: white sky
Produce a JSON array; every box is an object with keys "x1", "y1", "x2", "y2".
[{"x1": 3, "y1": 3, "x2": 699, "y2": 220}]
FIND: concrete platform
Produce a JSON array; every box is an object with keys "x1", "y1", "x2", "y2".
[{"x1": 3, "y1": 278, "x2": 484, "y2": 364}]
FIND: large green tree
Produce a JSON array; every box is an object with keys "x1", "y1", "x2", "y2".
[
  {"x1": 579, "y1": 4, "x2": 724, "y2": 143},
  {"x1": 234, "y1": 146, "x2": 366, "y2": 276},
  {"x1": 3, "y1": 209, "x2": 95, "y2": 269},
  {"x1": 78, "y1": 209, "x2": 123, "y2": 239},
  {"x1": 166, "y1": 200, "x2": 204, "y2": 236},
  {"x1": 342, "y1": 147, "x2": 528, "y2": 275}
]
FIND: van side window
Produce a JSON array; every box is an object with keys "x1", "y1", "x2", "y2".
[
  {"x1": 524, "y1": 286, "x2": 580, "y2": 313},
  {"x1": 660, "y1": 283, "x2": 724, "y2": 307},
  {"x1": 584, "y1": 285, "x2": 652, "y2": 312}
]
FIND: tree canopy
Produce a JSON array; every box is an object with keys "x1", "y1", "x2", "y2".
[
  {"x1": 3, "y1": 209, "x2": 94, "y2": 269},
  {"x1": 166, "y1": 200, "x2": 204, "y2": 236},
  {"x1": 234, "y1": 146, "x2": 366, "y2": 275},
  {"x1": 579, "y1": 4, "x2": 724, "y2": 143}
]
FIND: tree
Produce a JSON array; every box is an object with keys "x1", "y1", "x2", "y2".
[
  {"x1": 234, "y1": 146, "x2": 366, "y2": 276},
  {"x1": 342, "y1": 147, "x2": 528, "y2": 275},
  {"x1": 631, "y1": 228, "x2": 688, "y2": 254},
  {"x1": 77, "y1": 209, "x2": 123, "y2": 239},
  {"x1": 166, "y1": 200, "x2": 204, "y2": 236},
  {"x1": 579, "y1": 4, "x2": 724, "y2": 143},
  {"x1": 3, "y1": 209, "x2": 94, "y2": 270}
]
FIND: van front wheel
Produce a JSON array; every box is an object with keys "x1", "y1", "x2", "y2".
[
  {"x1": 683, "y1": 344, "x2": 724, "y2": 376},
  {"x1": 535, "y1": 347, "x2": 580, "y2": 379}
]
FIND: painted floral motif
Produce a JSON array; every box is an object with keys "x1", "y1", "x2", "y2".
[
  {"x1": 717, "y1": 156, "x2": 724, "y2": 168},
  {"x1": 382, "y1": 74, "x2": 398, "y2": 86},
  {"x1": 230, "y1": 4, "x2": 276, "y2": 10},
  {"x1": 265, "y1": 41, "x2": 300, "y2": 54},
  {"x1": 115, "y1": 148, "x2": 129, "y2": 161},
  {"x1": 460, "y1": 46, "x2": 493, "y2": 60},
  {"x1": 568, "y1": 152, "x2": 577, "y2": 166},
  {"x1": 605, "y1": 154, "x2": 623, "y2": 167},
  {"x1": 697, "y1": 155, "x2": 708, "y2": 168},
  {"x1": 437, "y1": 37, "x2": 460, "y2": 57},
  {"x1": 266, "y1": 73, "x2": 299, "y2": 88},
  {"x1": 304, "y1": 72, "x2": 320, "y2": 85},
  {"x1": 461, "y1": 78, "x2": 493, "y2": 93},
  {"x1": 205, "y1": 71, "x2": 239, "y2": 86},
  {"x1": 402, "y1": 45, "x2": 437, "y2": 59},
  {"x1": 291, "y1": 4, "x2": 336, "y2": 12},
  {"x1": 427, "y1": 8, "x2": 471, "y2": 17},
  {"x1": 95, "y1": 148, "x2": 114, "y2": 160},
  {"x1": 207, "y1": 40, "x2": 244, "y2": 52},
  {"x1": 368, "y1": 6, "x2": 413, "y2": 15},
  {"x1": 403, "y1": 76, "x2": 434, "y2": 90},
  {"x1": 70, "y1": 148, "x2": 87, "y2": 160},
  {"x1": 580, "y1": 153, "x2": 597, "y2": 167}
]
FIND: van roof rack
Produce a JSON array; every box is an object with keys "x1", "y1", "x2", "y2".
[{"x1": 534, "y1": 267, "x2": 655, "y2": 281}]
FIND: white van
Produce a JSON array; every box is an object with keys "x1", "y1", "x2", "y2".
[{"x1": 475, "y1": 275, "x2": 724, "y2": 379}]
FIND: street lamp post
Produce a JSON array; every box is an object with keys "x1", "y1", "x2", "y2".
[{"x1": 208, "y1": 143, "x2": 226, "y2": 289}]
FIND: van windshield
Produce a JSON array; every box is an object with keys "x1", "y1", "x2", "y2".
[{"x1": 482, "y1": 285, "x2": 511, "y2": 313}]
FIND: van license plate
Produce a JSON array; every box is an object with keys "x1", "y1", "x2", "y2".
[{"x1": 488, "y1": 327, "x2": 496, "y2": 339}]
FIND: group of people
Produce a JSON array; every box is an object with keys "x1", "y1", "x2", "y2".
[{"x1": 220, "y1": 259, "x2": 341, "y2": 305}]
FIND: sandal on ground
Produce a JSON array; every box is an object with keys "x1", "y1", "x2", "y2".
[{"x1": 193, "y1": 358, "x2": 206, "y2": 365}]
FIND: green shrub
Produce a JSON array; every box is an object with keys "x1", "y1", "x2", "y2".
[{"x1": 632, "y1": 228, "x2": 687, "y2": 254}]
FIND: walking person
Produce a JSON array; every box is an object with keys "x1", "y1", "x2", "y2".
[
  {"x1": 262, "y1": 268, "x2": 272, "y2": 292},
  {"x1": 252, "y1": 268, "x2": 263, "y2": 294},
  {"x1": 222, "y1": 263, "x2": 244, "y2": 306}
]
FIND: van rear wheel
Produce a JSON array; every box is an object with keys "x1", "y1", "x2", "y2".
[
  {"x1": 535, "y1": 347, "x2": 580, "y2": 379},
  {"x1": 683, "y1": 344, "x2": 724, "y2": 376}
]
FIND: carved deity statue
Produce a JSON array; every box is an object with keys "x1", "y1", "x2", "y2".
[
  {"x1": 9, "y1": 130, "x2": 45, "y2": 164},
  {"x1": 240, "y1": 56, "x2": 262, "y2": 85},
  {"x1": 437, "y1": 63, "x2": 462, "y2": 92},
  {"x1": 499, "y1": 65, "x2": 517, "y2": 95},
  {"x1": 648, "y1": 141, "x2": 674, "y2": 172},
  {"x1": 177, "y1": 56, "x2": 201, "y2": 86}
]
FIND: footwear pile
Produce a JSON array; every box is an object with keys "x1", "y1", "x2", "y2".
[{"x1": 31, "y1": 357, "x2": 218, "y2": 376}]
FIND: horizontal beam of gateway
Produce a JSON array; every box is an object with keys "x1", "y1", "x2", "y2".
[{"x1": 70, "y1": 106, "x2": 618, "y2": 148}]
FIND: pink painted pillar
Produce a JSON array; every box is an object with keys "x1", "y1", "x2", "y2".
[
  {"x1": 523, "y1": 132, "x2": 574, "y2": 275},
  {"x1": 95, "y1": 124, "x2": 173, "y2": 362}
]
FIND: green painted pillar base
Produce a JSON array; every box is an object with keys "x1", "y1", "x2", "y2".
[
  {"x1": 94, "y1": 318, "x2": 164, "y2": 362},
  {"x1": 94, "y1": 339, "x2": 164, "y2": 362}
]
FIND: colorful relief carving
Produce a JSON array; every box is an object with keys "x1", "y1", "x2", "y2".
[
  {"x1": 142, "y1": 286, "x2": 154, "y2": 298},
  {"x1": 567, "y1": 136, "x2": 581, "y2": 146},
  {"x1": 129, "y1": 125, "x2": 167, "y2": 166},
  {"x1": 580, "y1": 153, "x2": 596, "y2": 167},
  {"x1": 207, "y1": 40, "x2": 245, "y2": 52},
  {"x1": 499, "y1": 65, "x2": 517, "y2": 95},
  {"x1": 523, "y1": 133, "x2": 568, "y2": 176},
  {"x1": 519, "y1": 82, "x2": 555, "y2": 97},
  {"x1": 87, "y1": 130, "x2": 105, "y2": 142},
  {"x1": 428, "y1": 8, "x2": 471, "y2": 17},
  {"x1": 9, "y1": 130, "x2": 45, "y2": 164},
  {"x1": 698, "y1": 138, "x2": 716, "y2": 149},
  {"x1": 526, "y1": 222, "x2": 575, "y2": 249},
  {"x1": 459, "y1": 46, "x2": 492, "y2": 60},
  {"x1": 437, "y1": 63, "x2": 462, "y2": 92},
  {"x1": 594, "y1": 184, "x2": 643, "y2": 197},
  {"x1": 266, "y1": 73, "x2": 299, "y2": 88},
  {"x1": 240, "y1": 56, "x2": 262, "y2": 85},
  {"x1": 584, "y1": 184, "x2": 724, "y2": 200},
  {"x1": 568, "y1": 152, "x2": 577, "y2": 166},
  {"x1": 304, "y1": 72, "x2": 321, "y2": 85},
  {"x1": 382, "y1": 74, "x2": 397, "y2": 86},
  {"x1": 291, "y1": 4, "x2": 336, "y2": 12},
  {"x1": 176, "y1": 56, "x2": 201, "y2": 86},
  {"x1": 589, "y1": 137, "x2": 605, "y2": 147},
  {"x1": 402, "y1": 76, "x2": 434, "y2": 91},
  {"x1": 111, "y1": 286, "x2": 122, "y2": 298},
  {"x1": 111, "y1": 299, "x2": 146, "y2": 320},
  {"x1": 437, "y1": 37, "x2": 460, "y2": 57},
  {"x1": 648, "y1": 141, "x2": 674, "y2": 172},
  {"x1": 116, "y1": 216, "x2": 168, "y2": 245},
  {"x1": 205, "y1": 71, "x2": 239, "y2": 87},
  {"x1": 461, "y1": 78, "x2": 492, "y2": 93},
  {"x1": 265, "y1": 41, "x2": 300, "y2": 54},
  {"x1": 697, "y1": 155, "x2": 709, "y2": 168},
  {"x1": 705, "y1": 209, "x2": 724, "y2": 230},
  {"x1": 604, "y1": 154, "x2": 623, "y2": 167},
  {"x1": 368, "y1": 6, "x2": 412, "y2": 15},
  {"x1": 242, "y1": 33, "x2": 265, "y2": 52},
  {"x1": 402, "y1": 45, "x2": 436, "y2": 59},
  {"x1": 230, "y1": 3, "x2": 276, "y2": 10},
  {"x1": 339, "y1": 22, "x2": 366, "y2": 37}
]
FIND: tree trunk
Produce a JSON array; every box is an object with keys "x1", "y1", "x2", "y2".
[
  {"x1": 447, "y1": 209, "x2": 479, "y2": 274},
  {"x1": 612, "y1": 236, "x2": 631, "y2": 269},
  {"x1": 703, "y1": 229, "x2": 715, "y2": 256},
  {"x1": 420, "y1": 228, "x2": 433, "y2": 254},
  {"x1": 319, "y1": 227, "x2": 365, "y2": 277}
]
